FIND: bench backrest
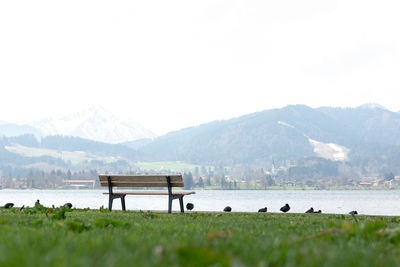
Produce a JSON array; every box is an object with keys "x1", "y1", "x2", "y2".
[{"x1": 99, "y1": 174, "x2": 184, "y2": 188}]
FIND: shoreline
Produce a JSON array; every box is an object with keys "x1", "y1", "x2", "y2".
[{"x1": 2, "y1": 187, "x2": 400, "y2": 191}]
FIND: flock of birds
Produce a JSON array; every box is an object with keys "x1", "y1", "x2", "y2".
[
  {"x1": 186, "y1": 202, "x2": 358, "y2": 215},
  {"x1": 185, "y1": 202, "x2": 298, "y2": 213},
  {"x1": 2, "y1": 201, "x2": 358, "y2": 215},
  {"x1": 2, "y1": 200, "x2": 72, "y2": 209}
]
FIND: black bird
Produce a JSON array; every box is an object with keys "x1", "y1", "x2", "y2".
[
  {"x1": 280, "y1": 204, "x2": 290, "y2": 213},
  {"x1": 35, "y1": 199, "x2": 40, "y2": 207},
  {"x1": 223, "y1": 206, "x2": 232, "y2": 212},
  {"x1": 305, "y1": 207, "x2": 314, "y2": 213},
  {"x1": 258, "y1": 207, "x2": 267, "y2": 213},
  {"x1": 64, "y1": 203, "x2": 72, "y2": 209},
  {"x1": 314, "y1": 210, "x2": 322, "y2": 213},
  {"x1": 186, "y1": 203, "x2": 194, "y2": 211},
  {"x1": 4, "y1": 203, "x2": 14, "y2": 209},
  {"x1": 349, "y1": 210, "x2": 358, "y2": 215}
]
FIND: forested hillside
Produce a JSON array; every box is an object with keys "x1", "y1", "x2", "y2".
[
  {"x1": 0, "y1": 135, "x2": 137, "y2": 177},
  {"x1": 137, "y1": 105, "x2": 400, "y2": 174},
  {"x1": 318, "y1": 106, "x2": 400, "y2": 146}
]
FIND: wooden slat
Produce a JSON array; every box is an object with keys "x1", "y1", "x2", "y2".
[
  {"x1": 99, "y1": 174, "x2": 184, "y2": 188},
  {"x1": 99, "y1": 174, "x2": 182, "y2": 182},
  {"x1": 99, "y1": 182, "x2": 184, "y2": 187},
  {"x1": 103, "y1": 190, "x2": 195, "y2": 196}
]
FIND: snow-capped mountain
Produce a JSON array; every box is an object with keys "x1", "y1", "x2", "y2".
[
  {"x1": 28, "y1": 106, "x2": 157, "y2": 144},
  {"x1": 358, "y1": 103, "x2": 388, "y2": 110}
]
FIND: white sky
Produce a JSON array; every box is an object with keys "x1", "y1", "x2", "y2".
[{"x1": 1, "y1": 0, "x2": 400, "y2": 135}]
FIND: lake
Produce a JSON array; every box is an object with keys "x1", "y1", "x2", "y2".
[{"x1": 1, "y1": 189, "x2": 399, "y2": 216}]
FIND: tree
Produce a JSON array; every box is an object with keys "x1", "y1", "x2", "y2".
[
  {"x1": 197, "y1": 177, "x2": 204, "y2": 188},
  {"x1": 266, "y1": 175, "x2": 274, "y2": 186},
  {"x1": 220, "y1": 175, "x2": 227, "y2": 189},
  {"x1": 201, "y1": 166, "x2": 207, "y2": 176},
  {"x1": 67, "y1": 169, "x2": 72, "y2": 179},
  {"x1": 384, "y1": 172, "x2": 394, "y2": 181},
  {"x1": 183, "y1": 172, "x2": 194, "y2": 189},
  {"x1": 206, "y1": 177, "x2": 211, "y2": 186}
]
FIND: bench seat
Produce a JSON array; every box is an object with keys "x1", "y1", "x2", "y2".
[{"x1": 103, "y1": 191, "x2": 195, "y2": 196}]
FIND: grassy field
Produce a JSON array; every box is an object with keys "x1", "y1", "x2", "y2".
[
  {"x1": 5, "y1": 144, "x2": 118, "y2": 164},
  {"x1": 1, "y1": 206, "x2": 400, "y2": 267}
]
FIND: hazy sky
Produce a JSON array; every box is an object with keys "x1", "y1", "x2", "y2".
[{"x1": 1, "y1": 0, "x2": 399, "y2": 135}]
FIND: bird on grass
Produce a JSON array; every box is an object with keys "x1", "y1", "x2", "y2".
[
  {"x1": 4, "y1": 203, "x2": 14, "y2": 209},
  {"x1": 280, "y1": 204, "x2": 290, "y2": 213},
  {"x1": 64, "y1": 203, "x2": 73, "y2": 209},
  {"x1": 186, "y1": 203, "x2": 194, "y2": 211},
  {"x1": 223, "y1": 206, "x2": 232, "y2": 212},
  {"x1": 349, "y1": 210, "x2": 359, "y2": 225},
  {"x1": 305, "y1": 207, "x2": 314, "y2": 213},
  {"x1": 258, "y1": 207, "x2": 267, "y2": 213},
  {"x1": 35, "y1": 200, "x2": 40, "y2": 207},
  {"x1": 314, "y1": 210, "x2": 322, "y2": 213}
]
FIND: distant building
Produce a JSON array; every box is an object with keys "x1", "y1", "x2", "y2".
[
  {"x1": 384, "y1": 180, "x2": 393, "y2": 187},
  {"x1": 63, "y1": 179, "x2": 96, "y2": 188}
]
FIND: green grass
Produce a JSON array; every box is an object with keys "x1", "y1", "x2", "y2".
[
  {"x1": 5, "y1": 144, "x2": 118, "y2": 164},
  {"x1": 1, "y1": 206, "x2": 400, "y2": 266}
]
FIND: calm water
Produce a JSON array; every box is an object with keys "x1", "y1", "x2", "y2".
[{"x1": 1, "y1": 189, "x2": 400, "y2": 216}]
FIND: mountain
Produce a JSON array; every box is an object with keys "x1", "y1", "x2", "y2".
[
  {"x1": 0, "y1": 134, "x2": 139, "y2": 177},
  {"x1": 27, "y1": 106, "x2": 156, "y2": 144},
  {"x1": 358, "y1": 103, "x2": 389, "y2": 111},
  {"x1": 40, "y1": 135, "x2": 139, "y2": 159},
  {"x1": 0, "y1": 123, "x2": 43, "y2": 138},
  {"x1": 318, "y1": 106, "x2": 400, "y2": 146},
  {"x1": 137, "y1": 105, "x2": 349, "y2": 164},
  {"x1": 122, "y1": 138, "x2": 154, "y2": 150},
  {"x1": 136, "y1": 105, "x2": 400, "y2": 174}
]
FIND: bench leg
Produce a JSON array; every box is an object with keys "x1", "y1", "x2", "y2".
[
  {"x1": 168, "y1": 195, "x2": 173, "y2": 214},
  {"x1": 121, "y1": 195, "x2": 126, "y2": 211},
  {"x1": 108, "y1": 195, "x2": 113, "y2": 211},
  {"x1": 179, "y1": 196, "x2": 184, "y2": 213}
]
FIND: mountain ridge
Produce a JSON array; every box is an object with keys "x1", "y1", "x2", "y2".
[
  {"x1": 134, "y1": 104, "x2": 400, "y2": 175},
  {"x1": 0, "y1": 106, "x2": 157, "y2": 144}
]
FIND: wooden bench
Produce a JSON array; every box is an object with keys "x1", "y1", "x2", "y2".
[{"x1": 99, "y1": 174, "x2": 195, "y2": 213}]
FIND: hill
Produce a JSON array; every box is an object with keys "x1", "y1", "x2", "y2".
[
  {"x1": 318, "y1": 105, "x2": 400, "y2": 146},
  {"x1": 0, "y1": 135, "x2": 139, "y2": 177},
  {"x1": 137, "y1": 105, "x2": 400, "y2": 174},
  {"x1": 0, "y1": 123, "x2": 43, "y2": 138},
  {"x1": 137, "y1": 105, "x2": 349, "y2": 163}
]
